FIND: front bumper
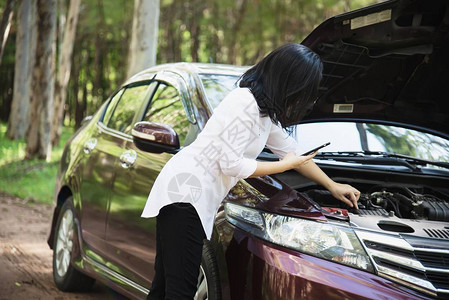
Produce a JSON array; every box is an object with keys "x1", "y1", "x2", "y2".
[{"x1": 219, "y1": 225, "x2": 432, "y2": 300}]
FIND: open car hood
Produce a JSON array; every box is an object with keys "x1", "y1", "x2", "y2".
[{"x1": 301, "y1": 0, "x2": 449, "y2": 139}]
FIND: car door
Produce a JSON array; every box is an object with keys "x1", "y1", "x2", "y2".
[
  {"x1": 79, "y1": 81, "x2": 155, "y2": 262},
  {"x1": 105, "y1": 75, "x2": 199, "y2": 290}
]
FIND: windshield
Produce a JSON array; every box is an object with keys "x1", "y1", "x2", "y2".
[
  {"x1": 199, "y1": 74, "x2": 240, "y2": 108},
  {"x1": 198, "y1": 74, "x2": 449, "y2": 167},
  {"x1": 293, "y1": 122, "x2": 449, "y2": 166}
]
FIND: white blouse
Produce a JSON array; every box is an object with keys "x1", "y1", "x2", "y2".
[{"x1": 140, "y1": 87, "x2": 304, "y2": 239}]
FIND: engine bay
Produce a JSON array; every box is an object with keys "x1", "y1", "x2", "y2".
[
  {"x1": 304, "y1": 185, "x2": 449, "y2": 222},
  {"x1": 300, "y1": 183, "x2": 449, "y2": 239}
]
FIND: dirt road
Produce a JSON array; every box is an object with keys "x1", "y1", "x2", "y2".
[{"x1": 0, "y1": 192, "x2": 124, "y2": 300}]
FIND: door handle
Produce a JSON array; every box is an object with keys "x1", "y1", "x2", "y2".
[
  {"x1": 83, "y1": 138, "x2": 97, "y2": 154},
  {"x1": 119, "y1": 150, "x2": 137, "y2": 169}
]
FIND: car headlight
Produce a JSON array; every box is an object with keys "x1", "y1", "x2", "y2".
[{"x1": 224, "y1": 202, "x2": 374, "y2": 272}]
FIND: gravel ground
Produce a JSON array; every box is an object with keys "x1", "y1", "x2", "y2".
[{"x1": 0, "y1": 192, "x2": 125, "y2": 300}]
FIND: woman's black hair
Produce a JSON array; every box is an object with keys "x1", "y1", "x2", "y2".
[{"x1": 239, "y1": 43, "x2": 323, "y2": 130}]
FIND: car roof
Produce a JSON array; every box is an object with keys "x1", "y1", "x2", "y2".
[{"x1": 124, "y1": 63, "x2": 248, "y2": 86}]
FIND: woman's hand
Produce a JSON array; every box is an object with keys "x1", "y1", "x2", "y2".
[
  {"x1": 281, "y1": 151, "x2": 317, "y2": 171},
  {"x1": 284, "y1": 152, "x2": 360, "y2": 209},
  {"x1": 328, "y1": 182, "x2": 360, "y2": 209}
]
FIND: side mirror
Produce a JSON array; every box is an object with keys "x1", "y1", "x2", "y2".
[{"x1": 132, "y1": 121, "x2": 180, "y2": 153}]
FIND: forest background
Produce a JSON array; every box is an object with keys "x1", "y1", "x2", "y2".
[
  {"x1": 0, "y1": 0, "x2": 379, "y2": 203},
  {"x1": 1, "y1": 0, "x2": 381, "y2": 132}
]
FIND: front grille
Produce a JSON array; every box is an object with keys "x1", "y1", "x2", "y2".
[
  {"x1": 364, "y1": 240, "x2": 413, "y2": 257},
  {"x1": 375, "y1": 258, "x2": 427, "y2": 279},
  {"x1": 415, "y1": 250, "x2": 449, "y2": 269},
  {"x1": 427, "y1": 271, "x2": 449, "y2": 290},
  {"x1": 356, "y1": 230, "x2": 449, "y2": 299}
]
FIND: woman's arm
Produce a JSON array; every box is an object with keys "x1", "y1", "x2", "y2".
[
  {"x1": 262, "y1": 123, "x2": 359, "y2": 207},
  {"x1": 250, "y1": 152, "x2": 360, "y2": 209},
  {"x1": 249, "y1": 152, "x2": 316, "y2": 178}
]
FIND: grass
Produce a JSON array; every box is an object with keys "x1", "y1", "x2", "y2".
[{"x1": 0, "y1": 122, "x2": 74, "y2": 204}]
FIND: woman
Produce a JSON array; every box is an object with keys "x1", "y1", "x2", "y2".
[{"x1": 141, "y1": 43, "x2": 360, "y2": 299}]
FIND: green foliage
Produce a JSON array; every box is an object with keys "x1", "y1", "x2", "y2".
[
  {"x1": 63, "y1": 0, "x2": 381, "y2": 125},
  {"x1": 0, "y1": 0, "x2": 382, "y2": 200},
  {"x1": 1, "y1": 0, "x2": 381, "y2": 127},
  {"x1": 0, "y1": 122, "x2": 74, "y2": 203}
]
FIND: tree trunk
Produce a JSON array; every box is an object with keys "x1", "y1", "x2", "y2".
[
  {"x1": 56, "y1": 0, "x2": 67, "y2": 88},
  {"x1": 81, "y1": 83, "x2": 87, "y2": 126},
  {"x1": 165, "y1": 1, "x2": 182, "y2": 63},
  {"x1": 26, "y1": 0, "x2": 57, "y2": 160},
  {"x1": 165, "y1": 1, "x2": 180, "y2": 62},
  {"x1": 0, "y1": 0, "x2": 16, "y2": 66},
  {"x1": 93, "y1": 0, "x2": 105, "y2": 105},
  {"x1": 271, "y1": 0, "x2": 281, "y2": 49},
  {"x1": 51, "y1": 0, "x2": 81, "y2": 146},
  {"x1": 228, "y1": 0, "x2": 247, "y2": 65},
  {"x1": 189, "y1": 0, "x2": 202, "y2": 62},
  {"x1": 126, "y1": 0, "x2": 160, "y2": 78},
  {"x1": 211, "y1": 1, "x2": 220, "y2": 63},
  {"x1": 57, "y1": 0, "x2": 67, "y2": 55},
  {"x1": 6, "y1": 0, "x2": 36, "y2": 140},
  {"x1": 73, "y1": 76, "x2": 81, "y2": 129},
  {"x1": 73, "y1": 43, "x2": 83, "y2": 129}
]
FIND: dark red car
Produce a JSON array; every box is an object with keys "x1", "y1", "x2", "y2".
[{"x1": 48, "y1": 0, "x2": 449, "y2": 299}]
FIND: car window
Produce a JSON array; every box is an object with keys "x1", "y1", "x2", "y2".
[
  {"x1": 143, "y1": 83, "x2": 191, "y2": 145},
  {"x1": 107, "y1": 83, "x2": 153, "y2": 134},
  {"x1": 102, "y1": 89, "x2": 124, "y2": 126},
  {"x1": 199, "y1": 74, "x2": 239, "y2": 108}
]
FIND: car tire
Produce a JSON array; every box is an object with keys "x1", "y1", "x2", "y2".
[
  {"x1": 52, "y1": 198, "x2": 95, "y2": 292},
  {"x1": 195, "y1": 240, "x2": 222, "y2": 300}
]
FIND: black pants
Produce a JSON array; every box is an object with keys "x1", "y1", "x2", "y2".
[{"x1": 147, "y1": 203, "x2": 206, "y2": 300}]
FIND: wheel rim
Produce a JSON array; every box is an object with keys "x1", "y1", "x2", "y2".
[
  {"x1": 194, "y1": 265, "x2": 208, "y2": 300},
  {"x1": 55, "y1": 209, "x2": 74, "y2": 277}
]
